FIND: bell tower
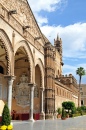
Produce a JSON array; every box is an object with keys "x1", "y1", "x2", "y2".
[
  {"x1": 54, "y1": 35, "x2": 64, "y2": 75},
  {"x1": 54, "y1": 34, "x2": 62, "y2": 60},
  {"x1": 44, "y1": 42, "x2": 55, "y2": 119}
]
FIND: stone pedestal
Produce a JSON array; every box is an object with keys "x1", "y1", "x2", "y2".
[
  {"x1": 40, "y1": 112, "x2": 45, "y2": 120},
  {"x1": 45, "y1": 111, "x2": 54, "y2": 120},
  {"x1": 54, "y1": 112, "x2": 57, "y2": 119}
]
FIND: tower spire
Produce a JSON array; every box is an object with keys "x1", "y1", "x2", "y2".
[
  {"x1": 54, "y1": 33, "x2": 62, "y2": 55},
  {"x1": 57, "y1": 34, "x2": 60, "y2": 41}
]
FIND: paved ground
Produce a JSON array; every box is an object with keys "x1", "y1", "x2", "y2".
[{"x1": 13, "y1": 116, "x2": 86, "y2": 130}]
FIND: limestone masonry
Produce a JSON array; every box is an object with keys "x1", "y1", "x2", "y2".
[{"x1": 0, "y1": 0, "x2": 79, "y2": 120}]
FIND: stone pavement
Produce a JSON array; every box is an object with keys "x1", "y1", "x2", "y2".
[{"x1": 13, "y1": 116, "x2": 86, "y2": 130}]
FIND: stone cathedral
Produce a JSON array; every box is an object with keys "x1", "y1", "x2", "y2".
[{"x1": 0, "y1": 0, "x2": 79, "y2": 120}]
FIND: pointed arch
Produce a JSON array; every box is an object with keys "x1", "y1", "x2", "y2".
[
  {"x1": 0, "y1": 29, "x2": 13, "y2": 75},
  {"x1": 14, "y1": 40, "x2": 34, "y2": 82},
  {"x1": 35, "y1": 58, "x2": 45, "y2": 88}
]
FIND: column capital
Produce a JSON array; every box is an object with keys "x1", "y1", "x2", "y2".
[
  {"x1": 28, "y1": 83, "x2": 36, "y2": 87},
  {"x1": 4, "y1": 75, "x2": 16, "y2": 81},
  {"x1": 28, "y1": 83, "x2": 36, "y2": 91},
  {"x1": 40, "y1": 87, "x2": 45, "y2": 91}
]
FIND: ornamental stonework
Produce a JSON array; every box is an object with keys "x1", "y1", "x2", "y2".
[
  {"x1": 0, "y1": 0, "x2": 39, "y2": 37},
  {"x1": 15, "y1": 73, "x2": 30, "y2": 107}
]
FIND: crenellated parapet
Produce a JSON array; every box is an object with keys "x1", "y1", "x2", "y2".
[
  {"x1": 55, "y1": 73, "x2": 78, "y2": 95},
  {"x1": 56, "y1": 74, "x2": 77, "y2": 85}
]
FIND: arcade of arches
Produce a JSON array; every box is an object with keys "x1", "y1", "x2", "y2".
[{"x1": 0, "y1": 0, "x2": 79, "y2": 121}]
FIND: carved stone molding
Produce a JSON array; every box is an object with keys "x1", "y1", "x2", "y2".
[
  {"x1": 0, "y1": 2, "x2": 44, "y2": 54},
  {"x1": 0, "y1": 0, "x2": 42, "y2": 43}
]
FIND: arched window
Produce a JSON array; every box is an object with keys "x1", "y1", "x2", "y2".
[{"x1": 0, "y1": 66, "x2": 4, "y2": 74}]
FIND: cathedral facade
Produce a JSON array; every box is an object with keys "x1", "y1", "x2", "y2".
[{"x1": 0, "y1": 0, "x2": 79, "y2": 120}]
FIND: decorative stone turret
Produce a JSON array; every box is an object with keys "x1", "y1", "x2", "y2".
[
  {"x1": 56, "y1": 74, "x2": 78, "y2": 97},
  {"x1": 54, "y1": 34, "x2": 64, "y2": 66},
  {"x1": 54, "y1": 34, "x2": 62, "y2": 56}
]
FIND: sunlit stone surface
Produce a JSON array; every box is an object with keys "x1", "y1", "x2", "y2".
[{"x1": 13, "y1": 116, "x2": 86, "y2": 130}]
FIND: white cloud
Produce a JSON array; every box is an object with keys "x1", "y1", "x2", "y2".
[
  {"x1": 41, "y1": 23, "x2": 86, "y2": 58},
  {"x1": 41, "y1": 23, "x2": 86, "y2": 83},
  {"x1": 28, "y1": 0, "x2": 67, "y2": 25},
  {"x1": 63, "y1": 64, "x2": 76, "y2": 75},
  {"x1": 33, "y1": 13, "x2": 48, "y2": 26},
  {"x1": 28, "y1": 0, "x2": 67, "y2": 12},
  {"x1": 28, "y1": 0, "x2": 86, "y2": 59}
]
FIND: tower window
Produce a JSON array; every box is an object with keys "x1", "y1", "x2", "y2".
[
  {"x1": 81, "y1": 100, "x2": 84, "y2": 105},
  {"x1": 0, "y1": 66, "x2": 4, "y2": 74}
]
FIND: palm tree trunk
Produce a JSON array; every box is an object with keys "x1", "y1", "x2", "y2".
[{"x1": 78, "y1": 76, "x2": 81, "y2": 107}]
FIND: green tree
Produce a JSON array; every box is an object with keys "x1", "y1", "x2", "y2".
[
  {"x1": 2, "y1": 103, "x2": 11, "y2": 126},
  {"x1": 76, "y1": 67, "x2": 86, "y2": 106},
  {"x1": 81, "y1": 105, "x2": 86, "y2": 112},
  {"x1": 71, "y1": 107, "x2": 76, "y2": 114},
  {"x1": 62, "y1": 101, "x2": 75, "y2": 113}
]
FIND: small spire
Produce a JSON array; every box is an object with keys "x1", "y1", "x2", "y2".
[{"x1": 57, "y1": 34, "x2": 59, "y2": 41}]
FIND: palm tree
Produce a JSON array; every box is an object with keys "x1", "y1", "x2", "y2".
[{"x1": 76, "y1": 67, "x2": 86, "y2": 106}]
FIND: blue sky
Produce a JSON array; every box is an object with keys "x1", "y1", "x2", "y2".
[{"x1": 29, "y1": 0, "x2": 86, "y2": 84}]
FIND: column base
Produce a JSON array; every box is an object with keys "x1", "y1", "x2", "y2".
[
  {"x1": 45, "y1": 113, "x2": 53, "y2": 120},
  {"x1": 54, "y1": 112, "x2": 57, "y2": 119},
  {"x1": 40, "y1": 112, "x2": 45, "y2": 120},
  {"x1": 29, "y1": 118, "x2": 35, "y2": 122}
]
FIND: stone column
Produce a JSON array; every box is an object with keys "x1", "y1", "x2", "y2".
[
  {"x1": 29, "y1": 83, "x2": 36, "y2": 122},
  {"x1": 40, "y1": 87, "x2": 45, "y2": 120},
  {"x1": 4, "y1": 75, "x2": 15, "y2": 114}
]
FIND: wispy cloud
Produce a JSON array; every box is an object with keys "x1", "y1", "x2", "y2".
[
  {"x1": 33, "y1": 13, "x2": 48, "y2": 26},
  {"x1": 29, "y1": 0, "x2": 67, "y2": 12},
  {"x1": 41, "y1": 22, "x2": 86, "y2": 83},
  {"x1": 41, "y1": 23, "x2": 86, "y2": 58},
  {"x1": 28, "y1": 0, "x2": 86, "y2": 59},
  {"x1": 28, "y1": 0, "x2": 67, "y2": 26},
  {"x1": 28, "y1": 0, "x2": 86, "y2": 83}
]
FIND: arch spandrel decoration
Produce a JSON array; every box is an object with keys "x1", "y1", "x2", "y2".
[
  {"x1": 0, "y1": 29, "x2": 13, "y2": 75},
  {"x1": 14, "y1": 40, "x2": 34, "y2": 82},
  {"x1": 35, "y1": 58, "x2": 45, "y2": 88}
]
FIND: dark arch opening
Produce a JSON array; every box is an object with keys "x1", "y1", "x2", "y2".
[{"x1": 0, "y1": 65, "x2": 4, "y2": 74}]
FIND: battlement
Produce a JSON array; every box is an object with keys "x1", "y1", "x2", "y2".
[{"x1": 56, "y1": 73, "x2": 77, "y2": 86}]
